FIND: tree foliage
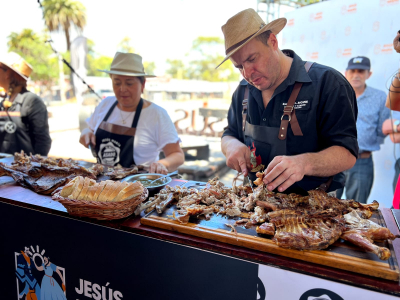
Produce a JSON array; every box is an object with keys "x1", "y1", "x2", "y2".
[
  {"x1": 166, "y1": 36, "x2": 239, "y2": 82},
  {"x1": 117, "y1": 37, "x2": 135, "y2": 53},
  {"x1": 42, "y1": 0, "x2": 86, "y2": 51},
  {"x1": 7, "y1": 29, "x2": 59, "y2": 84}
]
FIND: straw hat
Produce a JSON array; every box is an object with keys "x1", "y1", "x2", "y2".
[
  {"x1": 99, "y1": 52, "x2": 155, "y2": 77},
  {"x1": 216, "y1": 9, "x2": 287, "y2": 68},
  {"x1": 0, "y1": 52, "x2": 33, "y2": 81}
]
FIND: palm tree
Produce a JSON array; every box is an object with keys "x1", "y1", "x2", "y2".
[{"x1": 42, "y1": 0, "x2": 86, "y2": 51}]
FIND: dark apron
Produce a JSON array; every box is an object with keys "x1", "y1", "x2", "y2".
[
  {"x1": 243, "y1": 62, "x2": 335, "y2": 194},
  {"x1": 94, "y1": 99, "x2": 143, "y2": 167},
  {"x1": 0, "y1": 95, "x2": 34, "y2": 154}
]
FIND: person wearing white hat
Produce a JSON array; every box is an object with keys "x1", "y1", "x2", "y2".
[
  {"x1": 0, "y1": 52, "x2": 51, "y2": 156},
  {"x1": 220, "y1": 9, "x2": 358, "y2": 195},
  {"x1": 79, "y1": 52, "x2": 184, "y2": 173}
]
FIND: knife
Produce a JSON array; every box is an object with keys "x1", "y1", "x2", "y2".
[{"x1": 246, "y1": 175, "x2": 255, "y2": 194}]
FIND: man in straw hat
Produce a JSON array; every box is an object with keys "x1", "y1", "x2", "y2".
[
  {"x1": 79, "y1": 52, "x2": 184, "y2": 173},
  {"x1": 220, "y1": 9, "x2": 358, "y2": 195},
  {"x1": 0, "y1": 52, "x2": 51, "y2": 156}
]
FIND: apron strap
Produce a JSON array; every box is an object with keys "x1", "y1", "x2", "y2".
[
  {"x1": 103, "y1": 101, "x2": 119, "y2": 122},
  {"x1": 242, "y1": 87, "x2": 249, "y2": 132},
  {"x1": 131, "y1": 98, "x2": 143, "y2": 128},
  {"x1": 278, "y1": 61, "x2": 314, "y2": 140}
]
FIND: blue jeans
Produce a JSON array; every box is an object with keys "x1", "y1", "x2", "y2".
[{"x1": 336, "y1": 156, "x2": 373, "y2": 204}]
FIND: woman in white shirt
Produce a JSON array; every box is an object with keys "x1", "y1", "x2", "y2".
[{"x1": 79, "y1": 52, "x2": 184, "y2": 174}]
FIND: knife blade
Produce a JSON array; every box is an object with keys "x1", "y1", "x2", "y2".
[{"x1": 247, "y1": 175, "x2": 255, "y2": 194}]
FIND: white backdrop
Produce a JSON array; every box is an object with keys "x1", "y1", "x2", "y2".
[{"x1": 283, "y1": 0, "x2": 400, "y2": 207}]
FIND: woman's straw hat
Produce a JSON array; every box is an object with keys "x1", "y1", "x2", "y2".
[
  {"x1": 0, "y1": 52, "x2": 33, "y2": 81},
  {"x1": 99, "y1": 52, "x2": 156, "y2": 77},
  {"x1": 216, "y1": 8, "x2": 287, "y2": 68}
]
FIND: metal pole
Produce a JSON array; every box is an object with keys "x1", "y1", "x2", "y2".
[{"x1": 58, "y1": 54, "x2": 66, "y2": 103}]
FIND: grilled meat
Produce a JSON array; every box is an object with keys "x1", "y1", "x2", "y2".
[{"x1": 341, "y1": 211, "x2": 400, "y2": 260}]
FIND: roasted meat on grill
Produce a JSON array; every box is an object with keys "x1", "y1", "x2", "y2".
[
  {"x1": 266, "y1": 209, "x2": 346, "y2": 250},
  {"x1": 341, "y1": 211, "x2": 400, "y2": 260},
  {"x1": 0, "y1": 152, "x2": 102, "y2": 194}
]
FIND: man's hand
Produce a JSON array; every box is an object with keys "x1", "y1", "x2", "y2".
[
  {"x1": 263, "y1": 155, "x2": 309, "y2": 192},
  {"x1": 222, "y1": 137, "x2": 251, "y2": 176},
  {"x1": 79, "y1": 128, "x2": 96, "y2": 148},
  {"x1": 394, "y1": 31, "x2": 400, "y2": 54}
]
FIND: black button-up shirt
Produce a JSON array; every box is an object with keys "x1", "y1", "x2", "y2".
[{"x1": 223, "y1": 50, "x2": 358, "y2": 159}]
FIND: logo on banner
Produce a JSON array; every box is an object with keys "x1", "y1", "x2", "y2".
[
  {"x1": 340, "y1": 4, "x2": 357, "y2": 14},
  {"x1": 336, "y1": 48, "x2": 352, "y2": 57},
  {"x1": 380, "y1": 0, "x2": 399, "y2": 6},
  {"x1": 299, "y1": 288, "x2": 344, "y2": 300},
  {"x1": 374, "y1": 44, "x2": 393, "y2": 54},
  {"x1": 320, "y1": 31, "x2": 326, "y2": 40},
  {"x1": 15, "y1": 245, "x2": 67, "y2": 299},
  {"x1": 300, "y1": 34, "x2": 305, "y2": 43},
  {"x1": 98, "y1": 139, "x2": 121, "y2": 165},
  {"x1": 344, "y1": 26, "x2": 351, "y2": 36},
  {"x1": 309, "y1": 12, "x2": 323, "y2": 22},
  {"x1": 248, "y1": 142, "x2": 264, "y2": 172},
  {"x1": 287, "y1": 19, "x2": 294, "y2": 26},
  {"x1": 306, "y1": 52, "x2": 319, "y2": 60},
  {"x1": 372, "y1": 21, "x2": 380, "y2": 32}
]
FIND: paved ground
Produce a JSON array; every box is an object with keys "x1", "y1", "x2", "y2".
[{"x1": 46, "y1": 101, "x2": 238, "y2": 186}]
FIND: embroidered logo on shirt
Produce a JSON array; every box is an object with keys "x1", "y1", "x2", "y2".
[
  {"x1": 281, "y1": 100, "x2": 310, "y2": 110},
  {"x1": 249, "y1": 142, "x2": 264, "y2": 172}
]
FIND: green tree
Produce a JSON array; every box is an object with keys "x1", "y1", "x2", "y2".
[
  {"x1": 42, "y1": 0, "x2": 86, "y2": 51},
  {"x1": 143, "y1": 61, "x2": 156, "y2": 75},
  {"x1": 166, "y1": 59, "x2": 188, "y2": 79},
  {"x1": 7, "y1": 29, "x2": 58, "y2": 85},
  {"x1": 165, "y1": 38, "x2": 239, "y2": 82},
  {"x1": 117, "y1": 37, "x2": 135, "y2": 53}
]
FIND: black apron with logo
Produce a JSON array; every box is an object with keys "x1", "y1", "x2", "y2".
[
  {"x1": 0, "y1": 95, "x2": 34, "y2": 154},
  {"x1": 94, "y1": 99, "x2": 143, "y2": 167},
  {"x1": 243, "y1": 62, "x2": 335, "y2": 195}
]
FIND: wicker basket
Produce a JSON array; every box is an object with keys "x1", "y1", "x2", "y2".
[{"x1": 52, "y1": 188, "x2": 149, "y2": 220}]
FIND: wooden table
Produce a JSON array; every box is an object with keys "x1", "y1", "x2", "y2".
[{"x1": 1, "y1": 166, "x2": 399, "y2": 299}]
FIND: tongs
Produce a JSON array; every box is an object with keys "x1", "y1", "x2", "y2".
[{"x1": 148, "y1": 170, "x2": 179, "y2": 185}]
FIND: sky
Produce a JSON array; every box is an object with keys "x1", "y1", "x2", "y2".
[{"x1": 1, "y1": 0, "x2": 294, "y2": 74}]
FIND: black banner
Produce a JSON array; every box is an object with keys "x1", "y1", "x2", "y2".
[{"x1": 0, "y1": 202, "x2": 258, "y2": 300}]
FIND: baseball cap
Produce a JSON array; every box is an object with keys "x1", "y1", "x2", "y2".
[{"x1": 346, "y1": 56, "x2": 371, "y2": 70}]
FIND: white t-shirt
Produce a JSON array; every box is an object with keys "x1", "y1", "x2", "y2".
[{"x1": 87, "y1": 96, "x2": 180, "y2": 166}]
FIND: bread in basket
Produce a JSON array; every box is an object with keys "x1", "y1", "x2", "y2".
[{"x1": 52, "y1": 176, "x2": 148, "y2": 220}]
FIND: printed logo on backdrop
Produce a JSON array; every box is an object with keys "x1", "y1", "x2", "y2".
[
  {"x1": 300, "y1": 34, "x2": 305, "y2": 43},
  {"x1": 340, "y1": 4, "x2": 357, "y2": 15},
  {"x1": 372, "y1": 21, "x2": 380, "y2": 32},
  {"x1": 320, "y1": 31, "x2": 326, "y2": 40},
  {"x1": 309, "y1": 12, "x2": 323, "y2": 22},
  {"x1": 344, "y1": 26, "x2": 351, "y2": 36},
  {"x1": 15, "y1": 245, "x2": 67, "y2": 299},
  {"x1": 380, "y1": 0, "x2": 399, "y2": 6},
  {"x1": 336, "y1": 48, "x2": 352, "y2": 58},
  {"x1": 299, "y1": 288, "x2": 344, "y2": 300},
  {"x1": 306, "y1": 52, "x2": 319, "y2": 60},
  {"x1": 374, "y1": 44, "x2": 393, "y2": 54},
  {"x1": 287, "y1": 19, "x2": 294, "y2": 27}
]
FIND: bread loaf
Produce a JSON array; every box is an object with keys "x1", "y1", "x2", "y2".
[{"x1": 59, "y1": 176, "x2": 144, "y2": 202}]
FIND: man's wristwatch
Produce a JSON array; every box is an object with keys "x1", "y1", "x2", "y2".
[{"x1": 394, "y1": 120, "x2": 400, "y2": 133}]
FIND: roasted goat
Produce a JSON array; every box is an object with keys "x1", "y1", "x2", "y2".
[
  {"x1": 104, "y1": 165, "x2": 139, "y2": 179},
  {"x1": 145, "y1": 175, "x2": 398, "y2": 260},
  {"x1": 0, "y1": 152, "x2": 102, "y2": 194},
  {"x1": 341, "y1": 211, "x2": 400, "y2": 260}
]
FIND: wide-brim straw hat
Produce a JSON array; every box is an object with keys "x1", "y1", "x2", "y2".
[
  {"x1": 98, "y1": 52, "x2": 156, "y2": 77},
  {"x1": 0, "y1": 52, "x2": 32, "y2": 81},
  {"x1": 216, "y1": 8, "x2": 287, "y2": 69}
]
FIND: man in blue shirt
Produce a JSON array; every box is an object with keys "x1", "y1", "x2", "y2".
[{"x1": 336, "y1": 56, "x2": 390, "y2": 203}]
